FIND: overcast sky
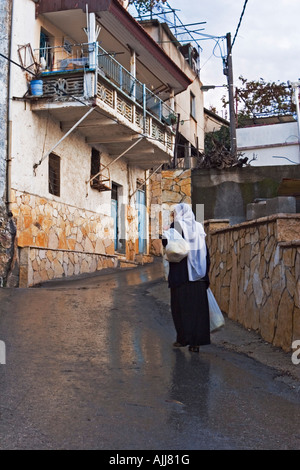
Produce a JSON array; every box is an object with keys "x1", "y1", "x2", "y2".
[{"x1": 134, "y1": 0, "x2": 300, "y2": 115}]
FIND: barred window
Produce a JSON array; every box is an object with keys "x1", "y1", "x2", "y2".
[
  {"x1": 90, "y1": 148, "x2": 101, "y2": 184},
  {"x1": 190, "y1": 91, "x2": 196, "y2": 120},
  {"x1": 49, "y1": 153, "x2": 60, "y2": 196}
]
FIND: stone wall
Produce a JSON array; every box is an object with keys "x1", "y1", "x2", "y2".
[
  {"x1": 205, "y1": 214, "x2": 300, "y2": 352},
  {"x1": 19, "y1": 246, "x2": 117, "y2": 287},
  {"x1": 0, "y1": 212, "x2": 16, "y2": 286},
  {"x1": 149, "y1": 168, "x2": 191, "y2": 255},
  {"x1": 10, "y1": 189, "x2": 119, "y2": 286},
  {"x1": 11, "y1": 190, "x2": 115, "y2": 254}
]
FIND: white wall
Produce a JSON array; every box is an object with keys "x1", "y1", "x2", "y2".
[
  {"x1": 237, "y1": 121, "x2": 300, "y2": 166},
  {"x1": 175, "y1": 77, "x2": 205, "y2": 150},
  {"x1": 10, "y1": 0, "x2": 145, "y2": 218}
]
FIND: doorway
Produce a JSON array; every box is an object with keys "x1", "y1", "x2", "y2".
[
  {"x1": 111, "y1": 183, "x2": 118, "y2": 251},
  {"x1": 136, "y1": 186, "x2": 146, "y2": 254}
]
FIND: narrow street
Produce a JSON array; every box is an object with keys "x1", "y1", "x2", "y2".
[{"x1": 0, "y1": 260, "x2": 299, "y2": 450}]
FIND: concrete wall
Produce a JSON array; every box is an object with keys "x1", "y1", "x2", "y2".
[
  {"x1": 0, "y1": 0, "x2": 15, "y2": 286},
  {"x1": 204, "y1": 109, "x2": 229, "y2": 134},
  {"x1": 237, "y1": 121, "x2": 300, "y2": 166},
  {"x1": 205, "y1": 215, "x2": 300, "y2": 352},
  {"x1": 192, "y1": 165, "x2": 300, "y2": 225}
]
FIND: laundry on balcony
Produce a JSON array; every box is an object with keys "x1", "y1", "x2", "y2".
[{"x1": 59, "y1": 57, "x2": 90, "y2": 71}]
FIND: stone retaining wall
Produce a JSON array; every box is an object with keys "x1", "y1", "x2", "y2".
[
  {"x1": 10, "y1": 190, "x2": 120, "y2": 286},
  {"x1": 205, "y1": 214, "x2": 300, "y2": 352},
  {"x1": 19, "y1": 246, "x2": 118, "y2": 287},
  {"x1": 11, "y1": 190, "x2": 115, "y2": 255},
  {"x1": 150, "y1": 169, "x2": 191, "y2": 255}
]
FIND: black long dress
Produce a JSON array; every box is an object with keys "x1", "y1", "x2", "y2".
[{"x1": 163, "y1": 227, "x2": 211, "y2": 347}]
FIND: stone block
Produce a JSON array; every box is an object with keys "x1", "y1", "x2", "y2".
[
  {"x1": 246, "y1": 201, "x2": 267, "y2": 220},
  {"x1": 266, "y1": 196, "x2": 296, "y2": 215},
  {"x1": 277, "y1": 217, "x2": 300, "y2": 242}
]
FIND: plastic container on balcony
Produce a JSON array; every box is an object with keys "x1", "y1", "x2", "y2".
[{"x1": 30, "y1": 79, "x2": 43, "y2": 96}]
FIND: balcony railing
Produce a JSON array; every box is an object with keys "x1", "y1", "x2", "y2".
[
  {"x1": 97, "y1": 45, "x2": 176, "y2": 125},
  {"x1": 37, "y1": 42, "x2": 177, "y2": 128}
]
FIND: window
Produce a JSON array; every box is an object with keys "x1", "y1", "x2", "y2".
[
  {"x1": 111, "y1": 182, "x2": 118, "y2": 201},
  {"x1": 90, "y1": 148, "x2": 101, "y2": 189},
  {"x1": 40, "y1": 29, "x2": 53, "y2": 70},
  {"x1": 190, "y1": 91, "x2": 196, "y2": 120},
  {"x1": 49, "y1": 153, "x2": 60, "y2": 196}
]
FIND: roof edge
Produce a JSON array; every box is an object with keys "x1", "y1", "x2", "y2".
[{"x1": 37, "y1": 0, "x2": 192, "y2": 90}]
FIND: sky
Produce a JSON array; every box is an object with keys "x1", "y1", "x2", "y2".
[{"x1": 132, "y1": 0, "x2": 300, "y2": 116}]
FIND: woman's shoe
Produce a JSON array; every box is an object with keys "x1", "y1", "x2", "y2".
[
  {"x1": 189, "y1": 346, "x2": 199, "y2": 353},
  {"x1": 173, "y1": 342, "x2": 187, "y2": 348}
]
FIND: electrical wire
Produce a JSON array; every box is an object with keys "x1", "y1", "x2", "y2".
[
  {"x1": 230, "y1": 0, "x2": 249, "y2": 53},
  {"x1": 0, "y1": 51, "x2": 37, "y2": 76}
]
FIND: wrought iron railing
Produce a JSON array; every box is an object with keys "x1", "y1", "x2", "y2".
[
  {"x1": 97, "y1": 44, "x2": 175, "y2": 124},
  {"x1": 37, "y1": 42, "x2": 177, "y2": 127}
]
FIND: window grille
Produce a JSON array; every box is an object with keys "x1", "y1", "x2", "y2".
[{"x1": 49, "y1": 153, "x2": 60, "y2": 196}]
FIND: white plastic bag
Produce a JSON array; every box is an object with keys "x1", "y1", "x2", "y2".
[
  {"x1": 162, "y1": 254, "x2": 169, "y2": 280},
  {"x1": 163, "y1": 228, "x2": 189, "y2": 263},
  {"x1": 207, "y1": 288, "x2": 225, "y2": 332}
]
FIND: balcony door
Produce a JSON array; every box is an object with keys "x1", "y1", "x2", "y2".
[
  {"x1": 136, "y1": 187, "x2": 146, "y2": 254},
  {"x1": 111, "y1": 183, "x2": 118, "y2": 252}
]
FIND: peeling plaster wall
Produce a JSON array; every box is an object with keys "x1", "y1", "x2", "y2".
[
  {"x1": 149, "y1": 169, "x2": 192, "y2": 256},
  {"x1": 0, "y1": 0, "x2": 14, "y2": 285},
  {"x1": 7, "y1": 0, "x2": 148, "y2": 285},
  {"x1": 10, "y1": 4, "x2": 144, "y2": 214},
  {"x1": 0, "y1": 1, "x2": 10, "y2": 206}
]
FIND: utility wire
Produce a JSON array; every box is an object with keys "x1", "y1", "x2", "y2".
[
  {"x1": 229, "y1": 0, "x2": 249, "y2": 54},
  {"x1": 0, "y1": 51, "x2": 37, "y2": 76}
]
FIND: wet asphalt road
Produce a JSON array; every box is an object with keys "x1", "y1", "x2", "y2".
[{"x1": 0, "y1": 260, "x2": 299, "y2": 450}]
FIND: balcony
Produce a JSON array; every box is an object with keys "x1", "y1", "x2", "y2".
[{"x1": 29, "y1": 42, "x2": 177, "y2": 169}]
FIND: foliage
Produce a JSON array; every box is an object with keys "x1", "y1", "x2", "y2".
[
  {"x1": 128, "y1": 0, "x2": 167, "y2": 13},
  {"x1": 199, "y1": 125, "x2": 247, "y2": 169},
  {"x1": 222, "y1": 76, "x2": 296, "y2": 123},
  {"x1": 204, "y1": 125, "x2": 230, "y2": 154}
]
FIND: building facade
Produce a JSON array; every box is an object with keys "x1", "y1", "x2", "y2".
[
  {"x1": 140, "y1": 19, "x2": 205, "y2": 168},
  {"x1": 0, "y1": 0, "x2": 16, "y2": 286},
  {"x1": 237, "y1": 116, "x2": 300, "y2": 166},
  {"x1": 3, "y1": 0, "x2": 203, "y2": 286}
]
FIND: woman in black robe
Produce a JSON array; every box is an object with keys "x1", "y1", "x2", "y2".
[{"x1": 163, "y1": 203, "x2": 210, "y2": 352}]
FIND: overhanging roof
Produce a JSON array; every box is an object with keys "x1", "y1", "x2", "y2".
[{"x1": 36, "y1": 0, "x2": 192, "y2": 96}]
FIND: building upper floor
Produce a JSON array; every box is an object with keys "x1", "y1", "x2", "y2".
[
  {"x1": 10, "y1": 0, "x2": 199, "y2": 170},
  {"x1": 139, "y1": 18, "x2": 205, "y2": 161}
]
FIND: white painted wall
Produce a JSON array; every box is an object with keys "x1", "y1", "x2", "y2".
[
  {"x1": 10, "y1": 0, "x2": 145, "y2": 219},
  {"x1": 237, "y1": 121, "x2": 300, "y2": 166},
  {"x1": 141, "y1": 21, "x2": 205, "y2": 152},
  {"x1": 175, "y1": 77, "x2": 205, "y2": 151}
]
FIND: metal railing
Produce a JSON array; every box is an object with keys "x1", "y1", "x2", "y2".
[
  {"x1": 37, "y1": 42, "x2": 177, "y2": 126},
  {"x1": 97, "y1": 44, "x2": 176, "y2": 124}
]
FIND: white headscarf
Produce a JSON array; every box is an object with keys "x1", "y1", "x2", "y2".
[{"x1": 173, "y1": 203, "x2": 207, "y2": 281}]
